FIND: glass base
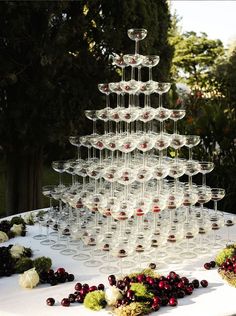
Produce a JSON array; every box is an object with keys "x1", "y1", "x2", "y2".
[
  {"x1": 84, "y1": 259, "x2": 102, "y2": 268},
  {"x1": 99, "y1": 265, "x2": 117, "y2": 274},
  {"x1": 103, "y1": 254, "x2": 117, "y2": 263},
  {"x1": 121, "y1": 260, "x2": 135, "y2": 268},
  {"x1": 60, "y1": 248, "x2": 77, "y2": 256},
  {"x1": 194, "y1": 246, "x2": 209, "y2": 254},
  {"x1": 166, "y1": 255, "x2": 182, "y2": 264},
  {"x1": 40, "y1": 238, "x2": 55, "y2": 246},
  {"x1": 33, "y1": 234, "x2": 47, "y2": 240},
  {"x1": 72, "y1": 253, "x2": 90, "y2": 261},
  {"x1": 51, "y1": 243, "x2": 66, "y2": 250},
  {"x1": 180, "y1": 251, "x2": 196, "y2": 259}
]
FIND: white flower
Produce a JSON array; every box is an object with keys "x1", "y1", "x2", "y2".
[
  {"x1": 19, "y1": 268, "x2": 40, "y2": 289},
  {"x1": 23, "y1": 212, "x2": 35, "y2": 225},
  {"x1": 0, "y1": 231, "x2": 9, "y2": 243},
  {"x1": 105, "y1": 286, "x2": 123, "y2": 306},
  {"x1": 10, "y1": 224, "x2": 23, "y2": 236},
  {"x1": 10, "y1": 244, "x2": 25, "y2": 258}
]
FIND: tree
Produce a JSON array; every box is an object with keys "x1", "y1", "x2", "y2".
[
  {"x1": 170, "y1": 31, "x2": 225, "y2": 97},
  {"x1": 0, "y1": 0, "x2": 173, "y2": 215}
]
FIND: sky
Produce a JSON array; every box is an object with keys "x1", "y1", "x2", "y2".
[{"x1": 170, "y1": 0, "x2": 236, "y2": 47}]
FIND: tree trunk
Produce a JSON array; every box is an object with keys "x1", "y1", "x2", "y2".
[{"x1": 5, "y1": 148, "x2": 43, "y2": 216}]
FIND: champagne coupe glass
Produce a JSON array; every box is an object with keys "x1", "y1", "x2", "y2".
[
  {"x1": 98, "y1": 83, "x2": 111, "y2": 109},
  {"x1": 211, "y1": 188, "x2": 225, "y2": 213},
  {"x1": 127, "y1": 28, "x2": 147, "y2": 54},
  {"x1": 33, "y1": 212, "x2": 47, "y2": 240},
  {"x1": 170, "y1": 134, "x2": 186, "y2": 162},
  {"x1": 184, "y1": 160, "x2": 200, "y2": 188},
  {"x1": 154, "y1": 133, "x2": 171, "y2": 163},
  {"x1": 170, "y1": 109, "x2": 186, "y2": 134},
  {"x1": 59, "y1": 218, "x2": 77, "y2": 256},
  {"x1": 111, "y1": 53, "x2": 127, "y2": 81},
  {"x1": 142, "y1": 55, "x2": 160, "y2": 81},
  {"x1": 199, "y1": 162, "x2": 214, "y2": 186},
  {"x1": 120, "y1": 79, "x2": 140, "y2": 108},
  {"x1": 123, "y1": 54, "x2": 143, "y2": 80},
  {"x1": 52, "y1": 160, "x2": 69, "y2": 187},
  {"x1": 180, "y1": 220, "x2": 198, "y2": 259},
  {"x1": 98, "y1": 235, "x2": 117, "y2": 274},
  {"x1": 166, "y1": 223, "x2": 183, "y2": 264},
  {"x1": 82, "y1": 231, "x2": 103, "y2": 267},
  {"x1": 196, "y1": 185, "x2": 212, "y2": 218},
  {"x1": 154, "y1": 82, "x2": 171, "y2": 107},
  {"x1": 194, "y1": 216, "x2": 211, "y2": 254},
  {"x1": 69, "y1": 136, "x2": 82, "y2": 159},
  {"x1": 65, "y1": 159, "x2": 80, "y2": 187},
  {"x1": 85, "y1": 110, "x2": 98, "y2": 135},
  {"x1": 80, "y1": 135, "x2": 93, "y2": 159},
  {"x1": 224, "y1": 215, "x2": 235, "y2": 245},
  {"x1": 40, "y1": 186, "x2": 57, "y2": 245},
  {"x1": 155, "y1": 107, "x2": 171, "y2": 134},
  {"x1": 112, "y1": 241, "x2": 130, "y2": 276},
  {"x1": 209, "y1": 211, "x2": 225, "y2": 249},
  {"x1": 185, "y1": 135, "x2": 201, "y2": 160}
]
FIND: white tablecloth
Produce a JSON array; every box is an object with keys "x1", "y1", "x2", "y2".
[{"x1": 0, "y1": 212, "x2": 236, "y2": 316}]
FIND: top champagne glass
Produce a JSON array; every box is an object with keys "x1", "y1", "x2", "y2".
[{"x1": 127, "y1": 28, "x2": 147, "y2": 54}]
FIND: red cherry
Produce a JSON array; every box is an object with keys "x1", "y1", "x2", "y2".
[
  {"x1": 153, "y1": 296, "x2": 162, "y2": 305},
  {"x1": 137, "y1": 274, "x2": 145, "y2": 283},
  {"x1": 169, "y1": 297, "x2": 178, "y2": 307},
  {"x1": 192, "y1": 279, "x2": 200, "y2": 288},
  {"x1": 74, "y1": 282, "x2": 82, "y2": 291},
  {"x1": 89, "y1": 285, "x2": 97, "y2": 292},
  {"x1": 152, "y1": 303, "x2": 160, "y2": 311},
  {"x1": 177, "y1": 281, "x2": 185, "y2": 289},
  {"x1": 61, "y1": 298, "x2": 70, "y2": 307},
  {"x1": 200, "y1": 280, "x2": 208, "y2": 288},
  {"x1": 158, "y1": 280, "x2": 166, "y2": 289},
  {"x1": 204, "y1": 262, "x2": 211, "y2": 270},
  {"x1": 57, "y1": 268, "x2": 65, "y2": 275},
  {"x1": 98, "y1": 284, "x2": 105, "y2": 291},
  {"x1": 46, "y1": 297, "x2": 55, "y2": 306}
]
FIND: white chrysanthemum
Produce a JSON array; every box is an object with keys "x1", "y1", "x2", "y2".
[
  {"x1": 105, "y1": 286, "x2": 123, "y2": 306},
  {"x1": 10, "y1": 224, "x2": 23, "y2": 236},
  {"x1": 10, "y1": 244, "x2": 25, "y2": 258},
  {"x1": 23, "y1": 212, "x2": 35, "y2": 225},
  {"x1": 0, "y1": 231, "x2": 9, "y2": 243},
  {"x1": 19, "y1": 268, "x2": 40, "y2": 289}
]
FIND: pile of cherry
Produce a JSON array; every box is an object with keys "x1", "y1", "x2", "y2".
[
  {"x1": 41, "y1": 267, "x2": 74, "y2": 287},
  {"x1": 46, "y1": 269, "x2": 208, "y2": 310}
]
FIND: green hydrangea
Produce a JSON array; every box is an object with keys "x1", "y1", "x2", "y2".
[
  {"x1": 215, "y1": 244, "x2": 236, "y2": 266},
  {"x1": 113, "y1": 302, "x2": 151, "y2": 316},
  {"x1": 130, "y1": 283, "x2": 153, "y2": 299},
  {"x1": 15, "y1": 257, "x2": 34, "y2": 273},
  {"x1": 127, "y1": 268, "x2": 159, "y2": 279},
  {"x1": 10, "y1": 216, "x2": 25, "y2": 226},
  {"x1": 33, "y1": 256, "x2": 52, "y2": 274},
  {"x1": 84, "y1": 290, "x2": 107, "y2": 311}
]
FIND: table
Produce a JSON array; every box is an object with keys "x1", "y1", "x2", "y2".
[{"x1": 0, "y1": 211, "x2": 236, "y2": 316}]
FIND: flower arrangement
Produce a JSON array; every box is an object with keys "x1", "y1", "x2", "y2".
[
  {"x1": 0, "y1": 244, "x2": 52, "y2": 282},
  {"x1": 0, "y1": 216, "x2": 27, "y2": 243},
  {"x1": 216, "y1": 243, "x2": 236, "y2": 287},
  {"x1": 46, "y1": 267, "x2": 209, "y2": 314}
]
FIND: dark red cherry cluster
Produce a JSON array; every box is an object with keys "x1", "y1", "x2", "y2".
[
  {"x1": 203, "y1": 260, "x2": 216, "y2": 270},
  {"x1": 46, "y1": 281, "x2": 105, "y2": 307},
  {"x1": 218, "y1": 256, "x2": 236, "y2": 274},
  {"x1": 108, "y1": 272, "x2": 208, "y2": 311},
  {"x1": 41, "y1": 267, "x2": 74, "y2": 287}
]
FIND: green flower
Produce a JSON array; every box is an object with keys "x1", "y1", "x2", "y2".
[
  {"x1": 215, "y1": 244, "x2": 236, "y2": 266},
  {"x1": 33, "y1": 256, "x2": 52, "y2": 274},
  {"x1": 84, "y1": 290, "x2": 107, "y2": 311},
  {"x1": 130, "y1": 283, "x2": 153, "y2": 299}
]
